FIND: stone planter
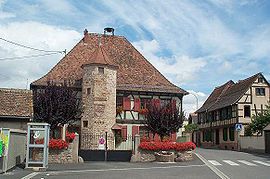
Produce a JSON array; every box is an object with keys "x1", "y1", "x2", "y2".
[
  {"x1": 136, "y1": 149, "x2": 194, "y2": 162},
  {"x1": 175, "y1": 150, "x2": 193, "y2": 162},
  {"x1": 154, "y1": 151, "x2": 174, "y2": 162}
]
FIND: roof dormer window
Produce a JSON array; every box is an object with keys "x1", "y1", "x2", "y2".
[{"x1": 258, "y1": 77, "x2": 264, "y2": 83}]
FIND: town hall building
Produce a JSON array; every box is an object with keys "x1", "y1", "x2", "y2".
[{"x1": 31, "y1": 28, "x2": 188, "y2": 149}]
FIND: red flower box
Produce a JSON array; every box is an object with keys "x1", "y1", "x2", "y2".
[
  {"x1": 139, "y1": 141, "x2": 196, "y2": 151},
  {"x1": 66, "y1": 132, "x2": 76, "y2": 142},
  {"x1": 49, "y1": 139, "x2": 68, "y2": 150}
]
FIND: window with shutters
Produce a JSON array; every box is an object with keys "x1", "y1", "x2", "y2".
[
  {"x1": 132, "y1": 126, "x2": 139, "y2": 137},
  {"x1": 121, "y1": 126, "x2": 127, "y2": 141},
  {"x1": 134, "y1": 98, "x2": 141, "y2": 111},
  {"x1": 123, "y1": 97, "x2": 131, "y2": 111}
]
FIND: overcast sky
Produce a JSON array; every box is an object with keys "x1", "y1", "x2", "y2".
[{"x1": 0, "y1": 0, "x2": 270, "y2": 114}]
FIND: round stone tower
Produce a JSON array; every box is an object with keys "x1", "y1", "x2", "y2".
[{"x1": 81, "y1": 42, "x2": 118, "y2": 150}]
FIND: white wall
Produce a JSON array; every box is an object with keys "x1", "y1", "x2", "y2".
[{"x1": 239, "y1": 135, "x2": 265, "y2": 152}]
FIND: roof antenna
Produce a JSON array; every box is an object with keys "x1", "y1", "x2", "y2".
[{"x1": 98, "y1": 34, "x2": 101, "y2": 47}]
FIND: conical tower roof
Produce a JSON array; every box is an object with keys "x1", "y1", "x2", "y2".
[{"x1": 85, "y1": 45, "x2": 117, "y2": 68}]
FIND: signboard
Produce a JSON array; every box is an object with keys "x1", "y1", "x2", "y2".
[
  {"x1": 98, "y1": 137, "x2": 105, "y2": 150},
  {"x1": 235, "y1": 123, "x2": 243, "y2": 132}
]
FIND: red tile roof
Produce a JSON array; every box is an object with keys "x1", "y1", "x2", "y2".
[
  {"x1": 196, "y1": 73, "x2": 265, "y2": 113},
  {"x1": 0, "y1": 88, "x2": 33, "y2": 118},
  {"x1": 31, "y1": 33, "x2": 187, "y2": 95},
  {"x1": 83, "y1": 45, "x2": 117, "y2": 68}
]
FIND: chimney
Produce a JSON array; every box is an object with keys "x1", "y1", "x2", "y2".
[
  {"x1": 104, "y1": 27, "x2": 114, "y2": 36},
  {"x1": 83, "y1": 29, "x2": 89, "y2": 42}
]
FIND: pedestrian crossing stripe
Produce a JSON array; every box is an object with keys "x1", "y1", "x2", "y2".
[
  {"x1": 237, "y1": 160, "x2": 257, "y2": 166},
  {"x1": 223, "y1": 160, "x2": 239, "y2": 166},
  {"x1": 208, "y1": 160, "x2": 222, "y2": 166},
  {"x1": 253, "y1": 160, "x2": 270, "y2": 166},
  {"x1": 207, "y1": 160, "x2": 270, "y2": 167}
]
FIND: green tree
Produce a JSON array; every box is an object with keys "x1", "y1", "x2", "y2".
[
  {"x1": 184, "y1": 123, "x2": 199, "y2": 133},
  {"x1": 244, "y1": 125, "x2": 252, "y2": 136},
  {"x1": 249, "y1": 103, "x2": 270, "y2": 135}
]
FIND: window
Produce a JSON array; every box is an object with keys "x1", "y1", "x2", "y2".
[
  {"x1": 86, "y1": 88, "x2": 91, "y2": 95},
  {"x1": 98, "y1": 67, "x2": 104, "y2": 74},
  {"x1": 244, "y1": 105, "x2": 251, "y2": 117},
  {"x1": 255, "y1": 88, "x2": 265, "y2": 96},
  {"x1": 83, "y1": 121, "x2": 88, "y2": 128},
  {"x1": 229, "y1": 127, "x2": 234, "y2": 141},
  {"x1": 258, "y1": 77, "x2": 264, "y2": 83},
  {"x1": 116, "y1": 96, "x2": 123, "y2": 107},
  {"x1": 227, "y1": 107, "x2": 232, "y2": 119},
  {"x1": 160, "y1": 99, "x2": 171, "y2": 108},
  {"x1": 232, "y1": 105, "x2": 237, "y2": 118},
  {"x1": 223, "y1": 128, "x2": 228, "y2": 141}
]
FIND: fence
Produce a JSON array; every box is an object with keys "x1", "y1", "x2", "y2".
[{"x1": 80, "y1": 133, "x2": 134, "y2": 150}]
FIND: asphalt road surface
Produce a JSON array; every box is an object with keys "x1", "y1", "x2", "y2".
[{"x1": 2, "y1": 148, "x2": 270, "y2": 179}]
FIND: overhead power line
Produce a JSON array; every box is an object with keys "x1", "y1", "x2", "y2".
[
  {"x1": 0, "y1": 52, "x2": 61, "y2": 61},
  {"x1": 0, "y1": 37, "x2": 65, "y2": 54}
]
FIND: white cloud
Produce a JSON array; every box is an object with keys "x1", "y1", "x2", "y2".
[
  {"x1": 133, "y1": 40, "x2": 207, "y2": 85},
  {"x1": 0, "y1": 21, "x2": 81, "y2": 89},
  {"x1": 247, "y1": 25, "x2": 270, "y2": 59},
  {"x1": 183, "y1": 90, "x2": 208, "y2": 115}
]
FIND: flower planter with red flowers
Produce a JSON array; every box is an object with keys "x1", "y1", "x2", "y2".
[
  {"x1": 138, "y1": 141, "x2": 196, "y2": 162},
  {"x1": 32, "y1": 132, "x2": 77, "y2": 164}
]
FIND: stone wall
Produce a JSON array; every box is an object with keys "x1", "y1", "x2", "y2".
[
  {"x1": 81, "y1": 64, "x2": 117, "y2": 150},
  {"x1": 131, "y1": 134, "x2": 194, "y2": 162},
  {"x1": 132, "y1": 149, "x2": 194, "y2": 162},
  {"x1": 34, "y1": 134, "x2": 79, "y2": 164}
]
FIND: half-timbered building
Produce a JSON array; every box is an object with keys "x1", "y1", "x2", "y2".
[
  {"x1": 195, "y1": 73, "x2": 270, "y2": 150},
  {"x1": 31, "y1": 28, "x2": 188, "y2": 150}
]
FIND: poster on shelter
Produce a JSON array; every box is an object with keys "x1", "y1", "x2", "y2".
[{"x1": 0, "y1": 129, "x2": 10, "y2": 157}]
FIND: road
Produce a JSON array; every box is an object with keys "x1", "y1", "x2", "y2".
[
  {"x1": 2, "y1": 148, "x2": 270, "y2": 179},
  {"x1": 196, "y1": 148, "x2": 270, "y2": 179}
]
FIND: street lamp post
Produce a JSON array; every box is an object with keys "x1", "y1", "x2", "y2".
[{"x1": 189, "y1": 92, "x2": 199, "y2": 110}]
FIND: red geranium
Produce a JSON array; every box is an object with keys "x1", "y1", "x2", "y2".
[
  {"x1": 49, "y1": 139, "x2": 68, "y2": 150},
  {"x1": 66, "y1": 132, "x2": 76, "y2": 142},
  {"x1": 139, "y1": 141, "x2": 196, "y2": 151}
]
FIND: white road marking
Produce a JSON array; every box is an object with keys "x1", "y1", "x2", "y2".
[
  {"x1": 46, "y1": 164, "x2": 206, "y2": 175},
  {"x1": 195, "y1": 153, "x2": 230, "y2": 179},
  {"x1": 208, "y1": 160, "x2": 222, "y2": 166},
  {"x1": 237, "y1": 160, "x2": 257, "y2": 166},
  {"x1": 223, "y1": 160, "x2": 239, "y2": 166},
  {"x1": 21, "y1": 172, "x2": 39, "y2": 179},
  {"x1": 253, "y1": 160, "x2": 270, "y2": 166}
]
